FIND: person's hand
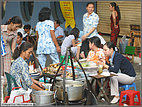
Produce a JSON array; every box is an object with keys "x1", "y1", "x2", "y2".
[
  {"x1": 99, "y1": 58, "x2": 105, "y2": 63},
  {"x1": 98, "y1": 60, "x2": 109, "y2": 69},
  {"x1": 38, "y1": 82, "x2": 45, "y2": 88},
  {"x1": 97, "y1": 60, "x2": 104, "y2": 66},
  {"x1": 80, "y1": 52, "x2": 85, "y2": 59},
  {"x1": 6, "y1": 35, "x2": 15, "y2": 41},
  {"x1": 27, "y1": 31, "x2": 30, "y2": 35},
  {"x1": 81, "y1": 34, "x2": 88, "y2": 41},
  {"x1": 56, "y1": 46, "x2": 61, "y2": 52},
  {"x1": 114, "y1": 25, "x2": 118, "y2": 29}
]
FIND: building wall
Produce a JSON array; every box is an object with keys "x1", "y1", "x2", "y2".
[
  {"x1": 2, "y1": 2, "x2": 52, "y2": 27},
  {"x1": 2, "y1": 1, "x2": 96, "y2": 32}
]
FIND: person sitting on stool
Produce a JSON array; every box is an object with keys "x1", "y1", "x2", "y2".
[{"x1": 99, "y1": 42, "x2": 136, "y2": 104}]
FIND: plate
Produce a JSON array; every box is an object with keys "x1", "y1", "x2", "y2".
[
  {"x1": 30, "y1": 72, "x2": 39, "y2": 74},
  {"x1": 83, "y1": 66, "x2": 98, "y2": 69},
  {"x1": 100, "y1": 69, "x2": 110, "y2": 76},
  {"x1": 30, "y1": 73, "x2": 40, "y2": 76},
  {"x1": 79, "y1": 58, "x2": 87, "y2": 62},
  {"x1": 89, "y1": 74, "x2": 98, "y2": 77},
  {"x1": 100, "y1": 72, "x2": 110, "y2": 76}
]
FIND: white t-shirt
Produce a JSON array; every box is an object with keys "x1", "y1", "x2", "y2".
[
  {"x1": 17, "y1": 28, "x2": 33, "y2": 38},
  {"x1": 61, "y1": 35, "x2": 77, "y2": 55}
]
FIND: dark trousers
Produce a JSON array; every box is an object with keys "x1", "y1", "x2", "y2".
[{"x1": 80, "y1": 39, "x2": 90, "y2": 58}]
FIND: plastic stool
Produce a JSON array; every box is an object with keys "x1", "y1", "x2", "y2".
[
  {"x1": 120, "y1": 83, "x2": 137, "y2": 99},
  {"x1": 60, "y1": 55, "x2": 70, "y2": 65},
  {"x1": 119, "y1": 90, "x2": 141, "y2": 106}
]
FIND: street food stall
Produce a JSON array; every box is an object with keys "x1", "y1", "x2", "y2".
[{"x1": 27, "y1": 47, "x2": 117, "y2": 106}]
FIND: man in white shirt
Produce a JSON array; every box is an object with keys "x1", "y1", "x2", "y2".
[{"x1": 54, "y1": 20, "x2": 65, "y2": 46}]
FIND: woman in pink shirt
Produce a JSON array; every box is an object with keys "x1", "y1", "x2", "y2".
[{"x1": 1, "y1": 16, "x2": 22, "y2": 85}]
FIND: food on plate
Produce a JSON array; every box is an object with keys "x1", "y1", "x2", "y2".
[
  {"x1": 49, "y1": 63, "x2": 59, "y2": 68},
  {"x1": 80, "y1": 61, "x2": 98, "y2": 68},
  {"x1": 43, "y1": 63, "x2": 63, "y2": 74},
  {"x1": 73, "y1": 84, "x2": 83, "y2": 87},
  {"x1": 81, "y1": 62, "x2": 89, "y2": 67}
]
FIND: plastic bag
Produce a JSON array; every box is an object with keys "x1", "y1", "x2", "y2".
[
  {"x1": 7, "y1": 87, "x2": 32, "y2": 103},
  {"x1": 1, "y1": 35, "x2": 6, "y2": 56},
  {"x1": 119, "y1": 35, "x2": 128, "y2": 54}
]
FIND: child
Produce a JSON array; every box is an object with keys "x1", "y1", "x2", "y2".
[
  {"x1": 61, "y1": 27, "x2": 80, "y2": 60},
  {"x1": 80, "y1": 36, "x2": 105, "y2": 64},
  {"x1": 16, "y1": 32, "x2": 24, "y2": 48}
]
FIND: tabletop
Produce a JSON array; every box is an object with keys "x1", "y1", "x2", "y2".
[{"x1": 89, "y1": 73, "x2": 117, "y2": 79}]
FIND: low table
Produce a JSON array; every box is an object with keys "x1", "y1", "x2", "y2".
[{"x1": 89, "y1": 73, "x2": 117, "y2": 104}]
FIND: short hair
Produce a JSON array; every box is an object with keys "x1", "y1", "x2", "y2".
[
  {"x1": 38, "y1": 7, "x2": 51, "y2": 21},
  {"x1": 17, "y1": 32, "x2": 23, "y2": 38},
  {"x1": 24, "y1": 24, "x2": 31, "y2": 30},
  {"x1": 104, "y1": 42, "x2": 115, "y2": 51},
  {"x1": 55, "y1": 20, "x2": 60, "y2": 25},
  {"x1": 86, "y1": 2, "x2": 95, "y2": 7}
]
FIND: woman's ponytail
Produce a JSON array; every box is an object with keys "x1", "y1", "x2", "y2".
[
  {"x1": 116, "y1": 5, "x2": 121, "y2": 20},
  {"x1": 110, "y1": 2, "x2": 121, "y2": 21},
  {"x1": 13, "y1": 47, "x2": 21, "y2": 60},
  {"x1": 12, "y1": 42, "x2": 33, "y2": 60}
]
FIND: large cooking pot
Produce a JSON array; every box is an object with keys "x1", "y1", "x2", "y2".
[
  {"x1": 55, "y1": 80, "x2": 84, "y2": 101},
  {"x1": 32, "y1": 90, "x2": 54, "y2": 105}
]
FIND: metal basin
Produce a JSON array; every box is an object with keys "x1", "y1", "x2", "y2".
[
  {"x1": 55, "y1": 80, "x2": 84, "y2": 101},
  {"x1": 32, "y1": 90, "x2": 54, "y2": 105}
]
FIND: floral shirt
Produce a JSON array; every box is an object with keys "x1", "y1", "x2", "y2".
[
  {"x1": 36, "y1": 20, "x2": 56, "y2": 54},
  {"x1": 87, "y1": 48, "x2": 105, "y2": 63},
  {"x1": 10, "y1": 57, "x2": 33, "y2": 90},
  {"x1": 83, "y1": 12, "x2": 99, "y2": 38}
]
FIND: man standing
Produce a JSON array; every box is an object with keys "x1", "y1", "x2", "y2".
[{"x1": 54, "y1": 20, "x2": 65, "y2": 46}]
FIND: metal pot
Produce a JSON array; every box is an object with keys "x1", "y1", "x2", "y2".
[
  {"x1": 55, "y1": 80, "x2": 84, "y2": 101},
  {"x1": 32, "y1": 90, "x2": 54, "y2": 105}
]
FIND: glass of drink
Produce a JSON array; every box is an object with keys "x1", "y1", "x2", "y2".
[{"x1": 98, "y1": 65, "x2": 103, "y2": 74}]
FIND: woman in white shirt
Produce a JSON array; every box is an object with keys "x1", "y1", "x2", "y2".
[{"x1": 61, "y1": 27, "x2": 80, "y2": 60}]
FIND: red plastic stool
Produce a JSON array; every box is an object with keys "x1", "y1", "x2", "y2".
[
  {"x1": 139, "y1": 53, "x2": 141, "y2": 58},
  {"x1": 119, "y1": 90, "x2": 141, "y2": 106}
]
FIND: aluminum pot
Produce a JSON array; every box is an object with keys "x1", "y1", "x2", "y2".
[
  {"x1": 32, "y1": 90, "x2": 54, "y2": 105},
  {"x1": 55, "y1": 80, "x2": 84, "y2": 101}
]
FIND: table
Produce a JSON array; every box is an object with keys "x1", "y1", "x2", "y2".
[
  {"x1": 32, "y1": 72, "x2": 61, "y2": 83},
  {"x1": 89, "y1": 73, "x2": 117, "y2": 104}
]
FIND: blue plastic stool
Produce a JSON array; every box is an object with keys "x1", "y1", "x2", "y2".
[{"x1": 120, "y1": 83, "x2": 137, "y2": 99}]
